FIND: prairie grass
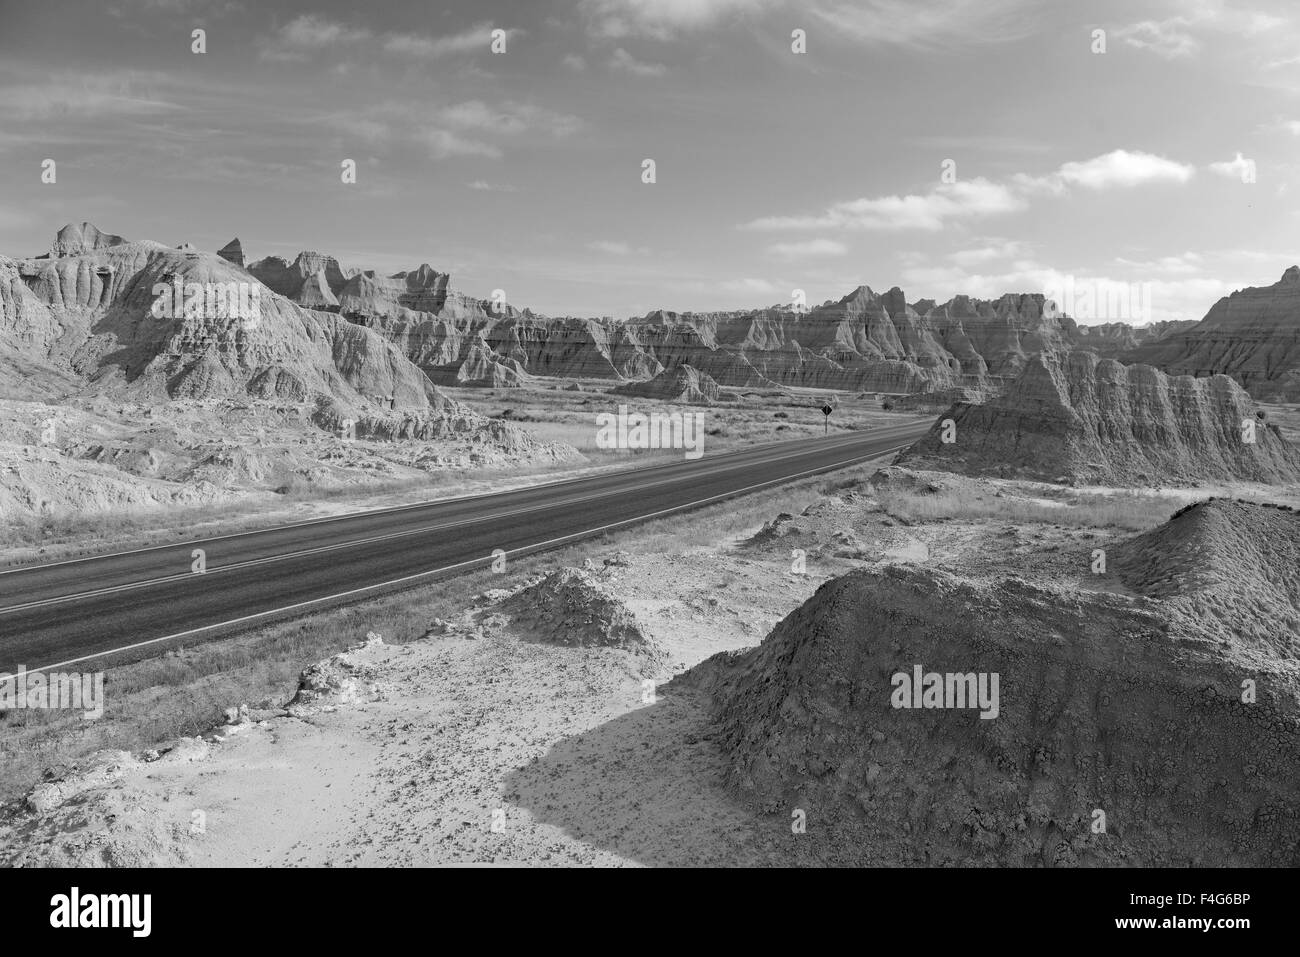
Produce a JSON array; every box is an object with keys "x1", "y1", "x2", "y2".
[
  {"x1": 0, "y1": 455, "x2": 890, "y2": 804},
  {"x1": 876, "y1": 487, "x2": 1165, "y2": 530}
]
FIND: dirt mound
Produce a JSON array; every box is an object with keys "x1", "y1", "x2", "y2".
[
  {"x1": 899, "y1": 350, "x2": 1300, "y2": 485},
  {"x1": 286, "y1": 632, "x2": 387, "y2": 716},
  {"x1": 679, "y1": 563, "x2": 1300, "y2": 866},
  {"x1": 1114, "y1": 498, "x2": 1300, "y2": 657},
  {"x1": 613, "y1": 364, "x2": 722, "y2": 404},
  {"x1": 503, "y1": 568, "x2": 660, "y2": 658}
]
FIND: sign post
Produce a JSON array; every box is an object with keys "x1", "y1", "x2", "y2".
[{"x1": 821, "y1": 403, "x2": 833, "y2": 436}]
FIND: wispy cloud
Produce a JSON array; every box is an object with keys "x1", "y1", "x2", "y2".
[
  {"x1": 1208, "y1": 153, "x2": 1255, "y2": 180},
  {"x1": 746, "y1": 150, "x2": 1196, "y2": 235},
  {"x1": 440, "y1": 100, "x2": 582, "y2": 137},
  {"x1": 1020, "y1": 150, "x2": 1196, "y2": 192},
  {"x1": 608, "y1": 48, "x2": 668, "y2": 76},
  {"x1": 420, "y1": 129, "x2": 501, "y2": 160},
  {"x1": 1114, "y1": 1, "x2": 1291, "y2": 60},
  {"x1": 588, "y1": 239, "x2": 649, "y2": 255},
  {"x1": 383, "y1": 22, "x2": 520, "y2": 58},
  {"x1": 0, "y1": 70, "x2": 183, "y2": 119},
  {"x1": 258, "y1": 15, "x2": 370, "y2": 62},
  {"x1": 768, "y1": 238, "x2": 848, "y2": 259},
  {"x1": 580, "y1": 0, "x2": 775, "y2": 39},
  {"x1": 744, "y1": 178, "x2": 1027, "y2": 232},
  {"x1": 810, "y1": 0, "x2": 1041, "y2": 50}
]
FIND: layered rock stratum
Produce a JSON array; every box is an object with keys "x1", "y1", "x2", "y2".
[
  {"x1": 248, "y1": 246, "x2": 1189, "y2": 395},
  {"x1": 612, "y1": 364, "x2": 722, "y2": 404},
  {"x1": 217, "y1": 238, "x2": 245, "y2": 268},
  {"x1": 0, "y1": 224, "x2": 574, "y2": 518},
  {"x1": 899, "y1": 350, "x2": 1300, "y2": 485},
  {"x1": 1125, "y1": 268, "x2": 1300, "y2": 399}
]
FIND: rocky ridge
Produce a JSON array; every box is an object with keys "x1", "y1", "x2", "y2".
[{"x1": 899, "y1": 350, "x2": 1300, "y2": 485}]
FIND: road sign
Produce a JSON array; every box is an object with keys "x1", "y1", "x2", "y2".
[{"x1": 821, "y1": 403, "x2": 832, "y2": 435}]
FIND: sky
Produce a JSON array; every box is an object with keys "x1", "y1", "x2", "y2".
[{"x1": 1, "y1": 0, "x2": 1299, "y2": 322}]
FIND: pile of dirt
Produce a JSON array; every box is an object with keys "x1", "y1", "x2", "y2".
[
  {"x1": 898, "y1": 350, "x2": 1300, "y2": 486},
  {"x1": 286, "y1": 632, "x2": 388, "y2": 717},
  {"x1": 613, "y1": 364, "x2": 722, "y2": 404},
  {"x1": 503, "y1": 567, "x2": 662, "y2": 660},
  {"x1": 1114, "y1": 498, "x2": 1300, "y2": 658},
  {"x1": 679, "y1": 555, "x2": 1300, "y2": 866}
]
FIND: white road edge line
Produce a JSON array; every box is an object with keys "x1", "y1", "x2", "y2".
[
  {"x1": 23, "y1": 443, "x2": 909, "y2": 674},
  {"x1": 0, "y1": 430, "x2": 907, "y2": 578},
  {"x1": 0, "y1": 434, "x2": 902, "y2": 614}
]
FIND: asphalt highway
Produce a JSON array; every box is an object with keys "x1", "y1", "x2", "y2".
[{"x1": 0, "y1": 423, "x2": 929, "y2": 672}]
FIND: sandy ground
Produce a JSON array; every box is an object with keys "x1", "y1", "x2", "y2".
[
  {"x1": 2, "y1": 547, "x2": 843, "y2": 866},
  {"x1": 7, "y1": 458, "x2": 1296, "y2": 867}
]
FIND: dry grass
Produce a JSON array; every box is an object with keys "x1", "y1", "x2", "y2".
[
  {"x1": 876, "y1": 487, "x2": 1165, "y2": 530},
  {"x1": 0, "y1": 454, "x2": 890, "y2": 805}
]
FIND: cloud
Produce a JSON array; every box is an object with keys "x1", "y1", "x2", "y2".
[
  {"x1": 580, "y1": 0, "x2": 775, "y2": 39},
  {"x1": 440, "y1": 100, "x2": 582, "y2": 137},
  {"x1": 1208, "y1": 152, "x2": 1256, "y2": 180},
  {"x1": 745, "y1": 149, "x2": 1198, "y2": 238},
  {"x1": 468, "y1": 180, "x2": 517, "y2": 192},
  {"x1": 419, "y1": 129, "x2": 502, "y2": 160},
  {"x1": 810, "y1": 0, "x2": 1041, "y2": 50},
  {"x1": 383, "y1": 23, "x2": 520, "y2": 58},
  {"x1": 1114, "y1": 2, "x2": 1291, "y2": 60},
  {"x1": 1259, "y1": 116, "x2": 1300, "y2": 136},
  {"x1": 563, "y1": 54, "x2": 588, "y2": 71},
  {"x1": 1026, "y1": 150, "x2": 1195, "y2": 191},
  {"x1": 259, "y1": 15, "x2": 370, "y2": 61},
  {"x1": 608, "y1": 48, "x2": 668, "y2": 76},
  {"x1": 898, "y1": 258, "x2": 1238, "y2": 324},
  {"x1": 1114, "y1": 253, "x2": 1203, "y2": 275},
  {"x1": 719, "y1": 277, "x2": 781, "y2": 295},
  {"x1": 948, "y1": 239, "x2": 1026, "y2": 267},
  {"x1": 587, "y1": 240, "x2": 649, "y2": 255},
  {"x1": 768, "y1": 238, "x2": 848, "y2": 259},
  {"x1": 1112, "y1": 20, "x2": 1200, "y2": 58},
  {"x1": 0, "y1": 71, "x2": 183, "y2": 119},
  {"x1": 743, "y1": 178, "x2": 1027, "y2": 232}
]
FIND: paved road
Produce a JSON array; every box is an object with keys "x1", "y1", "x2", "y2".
[{"x1": 0, "y1": 424, "x2": 928, "y2": 672}]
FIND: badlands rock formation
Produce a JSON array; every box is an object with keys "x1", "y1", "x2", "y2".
[
  {"x1": 50, "y1": 222, "x2": 128, "y2": 258},
  {"x1": 217, "y1": 238, "x2": 245, "y2": 268},
  {"x1": 612, "y1": 364, "x2": 723, "y2": 403},
  {"x1": 681, "y1": 550, "x2": 1300, "y2": 866},
  {"x1": 1126, "y1": 268, "x2": 1300, "y2": 399},
  {"x1": 1074, "y1": 319, "x2": 1197, "y2": 359},
  {"x1": 257, "y1": 244, "x2": 1170, "y2": 394},
  {"x1": 1, "y1": 236, "x2": 440, "y2": 411},
  {"x1": 899, "y1": 350, "x2": 1300, "y2": 485},
  {"x1": 0, "y1": 224, "x2": 576, "y2": 518},
  {"x1": 247, "y1": 251, "x2": 356, "y2": 308}
]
